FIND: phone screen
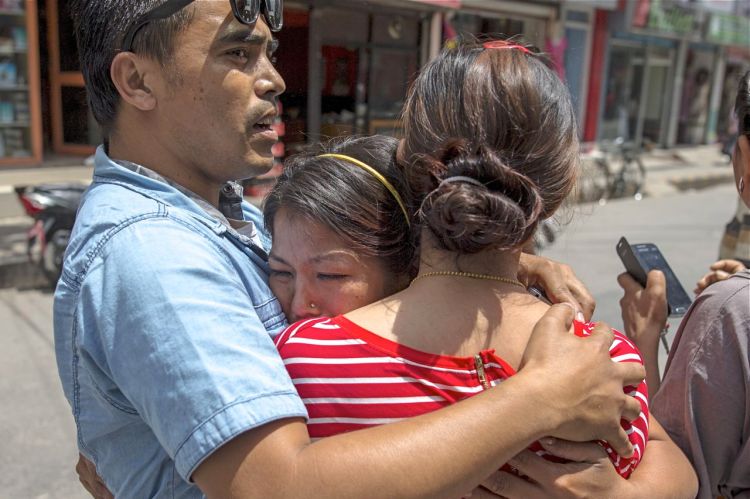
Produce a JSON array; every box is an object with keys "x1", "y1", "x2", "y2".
[{"x1": 631, "y1": 243, "x2": 693, "y2": 317}]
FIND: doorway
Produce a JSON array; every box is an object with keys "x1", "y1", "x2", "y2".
[
  {"x1": 601, "y1": 42, "x2": 674, "y2": 146},
  {"x1": 45, "y1": 0, "x2": 99, "y2": 157}
]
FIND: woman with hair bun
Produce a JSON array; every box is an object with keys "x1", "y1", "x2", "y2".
[{"x1": 276, "y1": 39, "x2": 697, "y2": 496}]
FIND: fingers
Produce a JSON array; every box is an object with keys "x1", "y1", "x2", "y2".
[
  {"x1": 75, "y1": 454, "x2": 114, "y2": 499},
  {"x1": 582, "y1": 320, "x2": 615, "y2": 350},
  {"x1": 615, "y1": 360, "x2": 647, "y2": 391},
  {"x1": 518, "y1": 254, "x2": 595, "y2": 321},
  {"x1": 605, "y1": 426, "x2": 635, "y2": 459},
  {"x1": 480, "y1": 470, "x2": 538, "y2": 498},
  {"x1": 710, "y1": 259, "x2": 746, "y2": 273},
  {"x1": 621, "y1": 391, "x2": 644, "y2": 422},
  {"x1": 533, "y1": 302, "x2": 577, "y2": 337},
  {"x1": 695, "y1": 270, "x2": 730, "y2": 294},
  {"x1": 539, "y1": 438, "x2": 608, "y2": 463},
  {"x1": 645, "y1": 270, "x2": 666, "y2": 294},
  {"x1": 506, "y1": 450, "x2": 556, "y2": 482},
  {"x1": 617, "y1": 272, "x2": 643, "y2": 294},
  {"x1": 697, "y1": 259, "x2": 747, "y2": 293},
  {"x1": 551, "y1": 281, "x2": 596, "y2": 322}
]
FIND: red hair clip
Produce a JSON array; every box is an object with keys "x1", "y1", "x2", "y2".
[{"x1": 482, "y1": 40, "x2": 532, "y2": 54}]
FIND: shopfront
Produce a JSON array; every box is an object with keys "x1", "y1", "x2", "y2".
[
  {"x1": 600, "y1": 37, "x2": 677, "y2": 146},
  {"x1": 0, "y1": 0, "x2": 42, "y2": 166},
  {"x1": 598, "y1": 0, "x2": 710, "y2": 147},
  {"x1": 707, "y1": 12, "x2": 750, "y2": 144},
  {"x1": 277, "y1": 1, "x2": 432, "y2": 154}
]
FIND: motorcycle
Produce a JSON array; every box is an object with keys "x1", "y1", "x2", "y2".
[{"x1": 14, "y1": 183, "x2": 86, "y2": 286}]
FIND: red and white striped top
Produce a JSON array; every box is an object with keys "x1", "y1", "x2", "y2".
[{"x1": 275, "y1": 316, "x2": 649, "y2": 479}]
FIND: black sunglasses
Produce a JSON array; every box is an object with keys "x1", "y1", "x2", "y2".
[{"x1": 121, "y1": 0, "x2": 283, "y2": 53}]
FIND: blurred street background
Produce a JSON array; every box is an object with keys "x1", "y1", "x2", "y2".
[{"x1": 1, "y1": 0, "x2": 749, "y2": 497}]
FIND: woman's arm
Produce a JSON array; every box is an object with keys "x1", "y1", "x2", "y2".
[
  {"x1": 625, "y1": 416, "x2": 698, "y2": 497},
  {"x1": 617, "y1": 271, "x2": 668, "y2": 396},
  {"x1": 493, "y1": 416, "x2": 697, "y2": 499}
]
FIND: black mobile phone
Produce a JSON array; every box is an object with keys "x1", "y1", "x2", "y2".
[{"x1": 616, "y1": 237, "x2": 692, "y2": 317}]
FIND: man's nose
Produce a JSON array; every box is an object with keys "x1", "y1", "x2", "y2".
[{"x1": 255, "y1": 59, "x2": 285, "y2": 98}]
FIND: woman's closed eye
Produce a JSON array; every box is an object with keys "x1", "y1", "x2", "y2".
[
  {"x1": 318, "y1": 273, "x2": 348, "y2": 281},
  {"x1": 270, "y1": 269, "x2": 293, "y2": 279}
]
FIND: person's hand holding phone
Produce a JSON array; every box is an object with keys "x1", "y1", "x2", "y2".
[
  {"x1": 617, "y1": 270, "x2": 667, "y2": 396},
  {"x1": 616, "y1": 237, "x2": 692, "y2": 317}
]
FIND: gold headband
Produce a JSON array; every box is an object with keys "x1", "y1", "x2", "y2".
[{"x1": 317, "y1": 153, "x2": 411, "y2": 227}]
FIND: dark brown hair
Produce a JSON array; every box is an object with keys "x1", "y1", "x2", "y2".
[
  {"x1": 264, "y1": 135, "x2": 415, "y2": 278},
  {"x1": 70, "y1": 0, "x2": 195, "y2": 137},
  {"x1": 399, "y1": 38, "x2": 579, "y2": 253},
  {"x1": 737, "y1": 70, "x2": 750, "y2": 138}
]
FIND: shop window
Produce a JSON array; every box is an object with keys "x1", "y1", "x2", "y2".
[
  {"x1": 369, "y1": 49, "x2": 417, "y2": 119},
  {"x1": 601, "y1": 46, "x2": 644, "y2": 142},
  {"x1": 47, "y1": 0, "x2": 96, "y2": 154},
  {"x1": 314, "y1": 7, "x2": 423, "y2": 141},
  {"x1": 275, "y1": 8, "x2": 309, "y2": 154},
  {"x1": 320, "y1": 45, "x2": 358, "y2": 138}
]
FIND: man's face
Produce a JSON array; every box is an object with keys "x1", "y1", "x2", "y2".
[{"x1": 153, "y1": 1, "x2": 285, "y2": 185}]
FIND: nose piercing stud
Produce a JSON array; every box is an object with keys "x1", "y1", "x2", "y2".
[{"x1": 310, "y1": 303, "x2": 317, "y2": 309}]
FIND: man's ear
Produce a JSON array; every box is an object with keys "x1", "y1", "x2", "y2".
[{"x1": 110, "y1": 52, "x2": 158, "y2": 111}]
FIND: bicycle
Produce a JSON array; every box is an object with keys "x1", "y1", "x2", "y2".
[{"x1": 577, "y1": 137, "x2": 646, "y2": 204}]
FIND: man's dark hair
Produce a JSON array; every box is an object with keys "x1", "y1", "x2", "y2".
[{"x1": 70, "y1": 1, "x2": 195, "y2": 137}]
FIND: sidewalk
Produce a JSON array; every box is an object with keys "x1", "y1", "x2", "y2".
[
  {"x1": 639, "y1": 144, "x2": 734, "y2": 197},
  {"x1": 0, "y1": 143, "x2": 736, "y2": 289}
]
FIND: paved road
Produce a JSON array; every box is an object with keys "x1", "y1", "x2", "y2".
[
  {"x1": 0, "y1": 183, "x2": 738, "y2": 498},
  {"x1": 541, "y1": 183, "x2": 738, "y2": 372},
  {"x1": 0, "y1": 288, "x2": 88, "y2": 498}
]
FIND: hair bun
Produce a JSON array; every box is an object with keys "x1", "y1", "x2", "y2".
[{"x1": 419, "y1": 142, "x2": 544, "y2": 253}]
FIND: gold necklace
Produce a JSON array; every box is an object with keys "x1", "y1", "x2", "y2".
[{"x1": 412, "y1": 271, "x2": 526, "y2": 289}]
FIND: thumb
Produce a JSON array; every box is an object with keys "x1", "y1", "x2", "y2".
[
  {"x1": 539, "y1": 438, "x2": 608, "y2": 463},
  {"x1": 534, "y1": 302, "x2": 577, "y2": 337},
  {"x1": 520, "y1": 303, "x2": 576, "y2": 368},
  {"x1": 645, "y1": 270, "x2": 667, "y2": 298}
]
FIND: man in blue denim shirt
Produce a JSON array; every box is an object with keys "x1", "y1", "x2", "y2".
[{"x1": 57, "y1": 1, "x2": 647, "y2": 497}]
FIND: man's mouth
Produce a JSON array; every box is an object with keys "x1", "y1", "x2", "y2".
[
  {"x1": 251, "y1": 114, "x2": 278, "y2": 140},
  {"x1": 253, "y1": 115, "x2": 275, "y2": 130}
]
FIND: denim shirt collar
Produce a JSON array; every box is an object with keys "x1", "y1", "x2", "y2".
[{"x1": 92, "y1": 146, "x2": 264, "y2": 253}]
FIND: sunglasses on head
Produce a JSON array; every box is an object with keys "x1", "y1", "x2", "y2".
[{"x1": 121, "y1": 0, "x2": 283, "y2": 53}]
